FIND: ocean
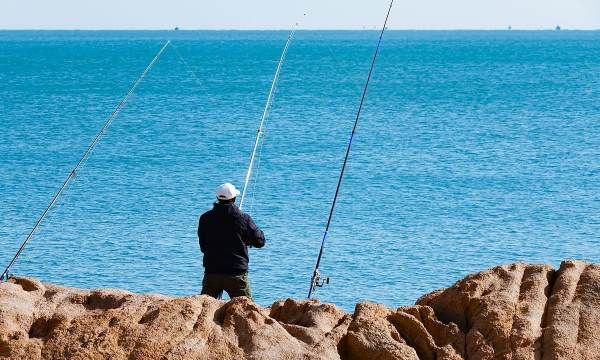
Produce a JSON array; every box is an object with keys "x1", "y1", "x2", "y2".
[{"x1": 1, "y1": 30, "x2": 599, "y2": 310}]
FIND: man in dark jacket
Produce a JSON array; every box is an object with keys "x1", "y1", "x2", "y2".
[{"x1": 198, "y1": 182, "x2": 265, "y2": 300}]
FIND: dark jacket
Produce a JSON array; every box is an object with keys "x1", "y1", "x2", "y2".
[{"x1": 198, "y1": 202, "x2": 265, "y2": 275}]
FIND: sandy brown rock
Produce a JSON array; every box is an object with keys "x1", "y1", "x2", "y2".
[
  {"x1": 269, "y1": 298, "x2": 351, "y2": 359},
  {"x1": 1, "y1": 260, "x2": 599, "y2": 359},
  {"x1": 345, "y1": 302, "x2": 419, "y2": 360},
  {"x1": 388, "y1": 306, "x2": 464, "y2": 359},
  {"x1": 542, "y1": 261, "x2": 600, "y2": 360},
  {"x1": 417, "y1": 260, "x2": 600, "y2": 360}
]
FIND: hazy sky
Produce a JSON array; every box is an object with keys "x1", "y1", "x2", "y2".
[{"x1": 1, "y1": 0, "x2": 599, "y2": 30}]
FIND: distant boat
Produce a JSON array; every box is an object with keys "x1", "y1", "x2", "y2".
[
  {"x1": 508, "y1": 26, "x2": 512, "y2": 31},
  {"x1": 555, "y1": 25, "x2": 561, "y2": 31},
  {"x1": 174, "y1": 27, "x2": 180, "y2": 31}
]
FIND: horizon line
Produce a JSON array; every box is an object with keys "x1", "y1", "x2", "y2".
[{"x1": 2, "y1": 27, "x2": 599, "y2": 32}]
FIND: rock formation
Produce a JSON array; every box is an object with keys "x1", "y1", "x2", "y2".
[{"x1": 0, "y1": 260, "x2": 598, "y2": 359}]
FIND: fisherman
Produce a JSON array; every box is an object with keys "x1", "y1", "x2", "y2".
[{"x1": 198, "y1": 183, "x2": 265, "y2": 300}]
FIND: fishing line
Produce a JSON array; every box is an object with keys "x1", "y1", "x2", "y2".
[
  {"x1": 1, "y1": 41, "x2": 171, "y2": 282},
  {"x1": 169, "y1": 42, "x2": 206, "y2": 89},
  {"x1": 308, "y1": 1, "x2": 394, "y2": 298}
]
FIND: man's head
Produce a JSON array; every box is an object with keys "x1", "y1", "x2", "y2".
[{"x1": 216, "y1": 183, "x2": 240, "y2": 204}]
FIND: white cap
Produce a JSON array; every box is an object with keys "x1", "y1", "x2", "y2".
[{"x1": 216, "y1": 183, "x2": 240, "y2": 201}]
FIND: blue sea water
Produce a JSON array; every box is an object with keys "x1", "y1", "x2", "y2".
[{"x1": 0, "y1": 30, "x2": 599, "y2": 310}]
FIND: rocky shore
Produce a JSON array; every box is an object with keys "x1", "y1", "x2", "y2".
[{"x1": 0, "y1": 260, "x2": 598, "y2": 359}]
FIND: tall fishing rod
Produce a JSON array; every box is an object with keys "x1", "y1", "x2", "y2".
[
  {"x1": 0, "y1": 41, "x2": 171, "y2": 282},
  {"x1": 308, "y1": 1, "x2": 394, "y2": 298},
  {"x1": 239, "y1": 27, "x2": 297, "y2": 210}
]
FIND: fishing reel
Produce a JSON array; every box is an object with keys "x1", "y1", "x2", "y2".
[
  {"x1": 311, "y1": 269, "x2": 330, "y2": 292},
  {"x1": 0, "y1": 271, "x2": 12, "y2": 282}
]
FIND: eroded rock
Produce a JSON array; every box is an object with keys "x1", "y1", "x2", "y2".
[{"x1": 0, "y1": 260, "x2": 598, "y2": 359}]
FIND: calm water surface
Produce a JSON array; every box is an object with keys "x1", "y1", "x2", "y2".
[{"x1": 1, "y1": 30, "x2": 599, "y2": 310}]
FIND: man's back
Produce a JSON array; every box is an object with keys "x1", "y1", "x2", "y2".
[{"x1": 198, "y1": 202, "x2": 265, "y2": 275}]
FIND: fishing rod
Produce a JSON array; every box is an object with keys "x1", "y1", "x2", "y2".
[
  {"x1": 308, "y1": 0, "x2": 394, "y2": 298},
  {"x1": 0, "y1": 41, "x2": 171, "y2": 282},
  {"x1": 239, "y1": 27, "x2": 297, "y2": 210}
]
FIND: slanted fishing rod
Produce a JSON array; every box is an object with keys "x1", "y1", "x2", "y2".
[
  {"x1": 308, "y1": 1, "x2": 394, "y2": 298},
  {"x1": 239, "y1": 26, "x2": 297, "y2": 210},
  {"x1": 0, "y1": 41, "x2": 171, "y2": 282}
]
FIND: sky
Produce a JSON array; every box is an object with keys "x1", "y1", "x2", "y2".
[{"x1": 1, "y1": 0, "x2": 599, "y2": 30}]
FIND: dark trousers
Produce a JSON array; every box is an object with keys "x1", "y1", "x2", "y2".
[{"x1": 201, "y1": 272, "x2": 252, "y2": 300}]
